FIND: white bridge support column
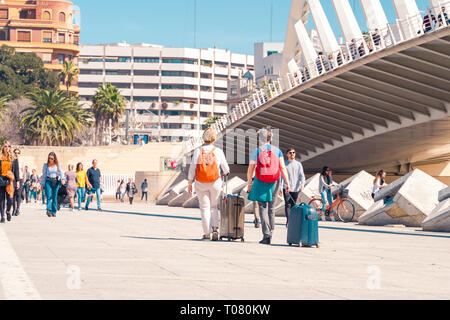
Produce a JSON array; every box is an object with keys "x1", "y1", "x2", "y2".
[
  {"x1": 359, "y1": 0, "x2": 389, "y2": 31},
  {"x1": 331, "y1": 0, "x2": 365, "y2": 60},
  {"x1": 391, "y1": 0, "x2": 422, "y2": 40},
  {"x1": 294, "y1": 18, "x2": 319, "y2": 77},
  {"x1": 308, "y1": 0, "x2": 341, "y2": 54}
]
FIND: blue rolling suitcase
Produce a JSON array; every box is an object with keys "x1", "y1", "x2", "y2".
[
  {"x1": 301, "y1": 204, "x2": 319, "y2": 248},
  {"x1": 287, "y1": 204, "x2": 303, "y2": 246}
]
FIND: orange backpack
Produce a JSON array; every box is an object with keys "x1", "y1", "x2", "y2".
[{"x1": 195, "y1": 147, "x2": 220, "y2": 183}]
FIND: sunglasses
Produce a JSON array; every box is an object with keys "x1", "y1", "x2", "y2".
[
  {"x1": 288, "y1": 152, "x2": 296, "y2": 154},
  {"x1": 49, "y1": 157, "x2": 55, "y2": 160}
]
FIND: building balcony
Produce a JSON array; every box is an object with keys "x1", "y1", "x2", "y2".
[{"x1": 0, "y1": 40, "x2": 80, "y2": 53}]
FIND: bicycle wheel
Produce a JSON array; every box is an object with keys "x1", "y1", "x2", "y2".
[
  {"x1": 336, "y1": 199, "x2": 355, "y2": 223},
  {"x1": 308, "y1": 198, "x2": 323, "y2": 217}
]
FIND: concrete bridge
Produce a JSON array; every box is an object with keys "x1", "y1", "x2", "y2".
[{"x1": 183, "y1": 0, "x2": 450, "y2": 175}]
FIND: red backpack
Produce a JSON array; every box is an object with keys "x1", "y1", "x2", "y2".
[{"x1": 255, "y1": 146, "x2": 280, "y2": 183}]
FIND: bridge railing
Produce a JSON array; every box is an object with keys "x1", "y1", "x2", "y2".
[{"x1": 181, "y1": 2, "x2": 450, "y2": 155}]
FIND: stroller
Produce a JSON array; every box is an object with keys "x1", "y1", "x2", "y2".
[{"x1": 57, "y1": 184, "x2": 70, "y2": 211}]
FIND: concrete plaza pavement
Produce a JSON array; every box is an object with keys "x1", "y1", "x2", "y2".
[{"x1": 0, "y1": 201, "x2": 449, "y2": 300}]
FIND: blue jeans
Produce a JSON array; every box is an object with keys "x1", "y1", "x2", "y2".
[
  {"x1": 30, "y1": 190, "x2": 37, "y2": 201},
  {"x1": 45, "y1": 180, "x2": 60, "y2": 215},
  {"x1": 85, "y1": 188, "x2": 101, "y2": 210},
  {"x1": 77, "y1": 187, "x2": 86, "y2": 210},
  {"x1": 321, "y1": 189, "x2": 333, "y2": 213}
]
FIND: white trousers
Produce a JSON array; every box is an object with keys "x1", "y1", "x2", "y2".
[{"x1": 195, "y1": 179, "x2": 222, "y2": 235}]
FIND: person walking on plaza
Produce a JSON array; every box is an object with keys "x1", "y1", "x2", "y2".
[
  {"x1": 372, "y1": 170, "x2": 388, "y2": 200},
  {"x1": 247, "y1": 127, "x2": 290, "y2": 245},
  {"x1": 319, "y1": 166, "x2": 337, "y2": 214},
  {"x1": 120, "y1": 179, "x2": 126, "y2": 203},
  {"x1": 65, "y1": 164, "x2": 78, "y2": 212},
  {"x1": 188, "y1": 127, "x2": 230, "y2": 241},
  {"x1": 141, "y1": 179, "x2": 149, "y2": 202},
  {"x1": 23, "y1": 165, "x2": 31, "y2": 203},
  {"x1": 0, "y1": 141, "x2": 20, "y2": 223},
  {"x1": 12, "y1": 148, "x2": 25, "y2": 216},
  {"x1": 126, "y1": 178, "x2": 138, "y2": 205},
  {"x1": 115, "y1": 180, "x2": 122, "y2": 201},
  {"x1": 85, "y1": 159, "x2": 102, "y2": 212},
  {"x1": 42, "y1": 152, "x2": 65, "y2": 217},
  {"x1": 282, "y1": 148, "x2": 306, "y2": 227},
  {"x1": 76, "y1": 163, "x2": 90, "y2": 211},
  {"x1": 30, "y1": 169, "x2": 39, "y2": 203}
]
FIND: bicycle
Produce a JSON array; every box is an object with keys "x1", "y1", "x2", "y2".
[{"x1": 308, "y1": 186, "x2": 356, "y2": 223}]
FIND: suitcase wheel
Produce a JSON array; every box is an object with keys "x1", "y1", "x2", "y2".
[
  {"x1": 241, "y1": 238, "x2": 245, "y2": 243},
  {"x1": 288, "y1": 243, "x2": 292, "y2": 246}
]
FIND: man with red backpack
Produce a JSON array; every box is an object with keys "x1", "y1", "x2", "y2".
[{"x1": 247, "y1": 127, "x2": 290, "y2": 245}]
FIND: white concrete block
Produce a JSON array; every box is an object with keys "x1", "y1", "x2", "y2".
[
  {"x1": 156, "y1": 179, "x2": 189, "y2": 205},
  {"x1": 361, "y1": 170, "x2": 446, "y2": 227},
  {"x1": 298, "y1": 173, "x2": 321, "y2": 205},
  {"x1": 422, "y1": 198, "x2": 450, "y2": 232},
  {"x1": 182, "y1": 195, "x2": 200, "y2": 209},
  {"x1": 168, "y1": 190, "x2": 191, "y2": 207},
  {"x1": 438, "y1": 186, "x2": 450, "y2": 202}
]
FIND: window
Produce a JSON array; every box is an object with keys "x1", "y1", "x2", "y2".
[
  {"x1": 231, "y1": 63, "x2": 245, "y2": 68},
  {"x1": 74, "y1": 35, "x2": 79, "y2": 45},
  {"x1": 59, "y1": 12, "x2": 66, "y2": 23},
  {"x1": 42, "y1": 11, "x2": 51, "y2": 20},
  {"x1": 19, "y1": 9, "x2": 36, "y2": 19},
  {"x1": 111, "y1": 83, "x2": 131, "y2": 89},
  {"x1": 214, "y1": 74, "x2": 229, "y2": 79},
  {"x1": 57, "y1": 54, "x2": 65, "y2": 64},
  {"x1": 134, "y1": 57, "x2": 159, "y2": 63},
  {"x1": 200, "y1": 112, "x2": 208, "y2": 117},
  {"x1": 162, "y1": 84, "x2": 195, "y2": 90},
  {"x1": 104, "y1": 57, "x2": 131, "y2": 63},
  {"x1": 106, "y1": 70, "x2": 131, "y2": 76},
  {"x1": 200, "y1": 86, "x2": 211, "y2": 92},
  {"x1": 17, "y1": 31, "x2": 31, "y2": 42},
  {"x1": 134, "y1": 70, "x2": 159, "y2": 76},
  {"x1": 162, "y1": 58, "x2": 197, "y2": 64},
  {"x1": 43, "y1": 31, "x2": 52, "y2": 43},
  {"x1": 134, "y1": 97, "x2": 158, "y2": 102},
  {"x1": 0, "y1": 9, "x2": 8, "y2": 19},
  {"x1": 80, "y1": 57, "x2": 103, "y2": 63},
  {"x1": 134, "y1": 83, "x2": 159, "y2": 89},
  {"x1": 0, "y1": 30, "x2": 7, "y2": 41},
  {"x1": 200, "y1": 99, "x2": 211, "y2": 105},
  {"x1": 200, "y1": 73, "x2": 211, "y2": 79},
  {"x1": 215, "y1": 61, "x2": 228, "y2": 67},
  {"x1": 42, "y1": 53, "x2": 52, "y2": 64},
  {"x1": 214, "y1": 87, "x2": 227, "y2": 93},
  {"x1": 80, "y1": 69, "x2": 103, "y2": 75},
  {"x1": 78, "y1": 82, "x2": 100, "y2": 88},
  {"x1": 57, "y1": 33, "x2": 65, "y2": 43},
  {"x1": 161, "y1": 71, "x2": 195, "y2": 77}
]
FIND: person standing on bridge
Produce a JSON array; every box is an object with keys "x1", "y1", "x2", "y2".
[
  {"x1": 188, "y1": 127, "x2": 230, "y2": 241},
  {"x1": 282, "y1": 148, "x2": 306, "y2": 227},
  {"x1": 85, "y1": 159, "x2": 102, "y2": 212},
  {"x1": 247, "y1": 127, "x2": 290, "y2": 245}
]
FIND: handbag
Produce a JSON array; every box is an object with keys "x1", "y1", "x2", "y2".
[{"x1": 0, "y1": 176, "x2": 10, "y2": 187}]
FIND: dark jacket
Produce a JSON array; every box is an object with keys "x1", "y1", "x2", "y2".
[{"x1": 0, "y1": 158, "x2": 20, "y2": 182}]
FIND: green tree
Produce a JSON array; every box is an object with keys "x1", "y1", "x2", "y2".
[
  {"x1": 0, "y1": 45, "x2": 58, "y2": 99},
  {"x1": 204, "y1": 115, "x2": 221, "y2": 129},
  {"x1": 91, "y1": 83, "x2": 126, "y2": 145},
  {"x1": 59, "y1": 60, "x2": 80, "y2": 92},
  {"x1": 20, "y1": 89, "x2": 86, "y2": 146}
]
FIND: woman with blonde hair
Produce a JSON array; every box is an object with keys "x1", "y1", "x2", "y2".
[
  {"x1": 0, "y1": 141, "x2": 20, "y2": 223},
  {"x1": 65, "y1": 164, "x2": 78, "y2": 211},
  {"x1": 188, "y1": 127, "x2": 230, "y2": 241}
]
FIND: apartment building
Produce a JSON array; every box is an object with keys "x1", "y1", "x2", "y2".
[
  {"x1": 0, "y1": 0, "x2": 81, "y2": 93},
  {"x1": 78, "y1": 42, "x2": 254, "y2": 142}
]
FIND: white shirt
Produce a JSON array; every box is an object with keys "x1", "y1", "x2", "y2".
[{"x1": 188, "y1": 144, "x2": 230, "y2": 182}]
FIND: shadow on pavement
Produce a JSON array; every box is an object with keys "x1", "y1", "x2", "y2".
[
  {"x1": 122, "y1": 236, "x2": 204, "y2": 242},
  {"x1": 103, "y1": 209, "x2": 450, "y2": 239}
]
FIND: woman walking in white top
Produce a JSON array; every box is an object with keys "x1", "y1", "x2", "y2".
[{"x1": 188, "y1": 128, "x2": 230, "y2": 241}]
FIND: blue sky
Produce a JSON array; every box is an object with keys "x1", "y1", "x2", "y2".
[{"x1": 73, "y1": 0, "x2": 433, "y2": 55}]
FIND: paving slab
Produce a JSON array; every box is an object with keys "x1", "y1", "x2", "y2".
[{"x1": 1, "y1": 201, "x2": 450, "y2": 300}]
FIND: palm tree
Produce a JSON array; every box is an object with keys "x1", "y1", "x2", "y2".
[
  {"x1": 20, "y1": 89, "x2": 84, "y2": 146},
  {"x1": 0, "y1": 95, "x2": 11, "y2": 120},
  {"x1": 59, "y1": 60, "x2": 80, "y2": 92},
  {"x1": 91, "y1": 83, "x2": 126, "y2": 145}
]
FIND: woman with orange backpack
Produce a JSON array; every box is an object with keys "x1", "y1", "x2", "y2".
[
  {"x1": 188, "y1": 128, "x2": 230, "y2": 241},
  {"x1": 247, "y1": 127, "x2": 290, "y2": 245}
]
